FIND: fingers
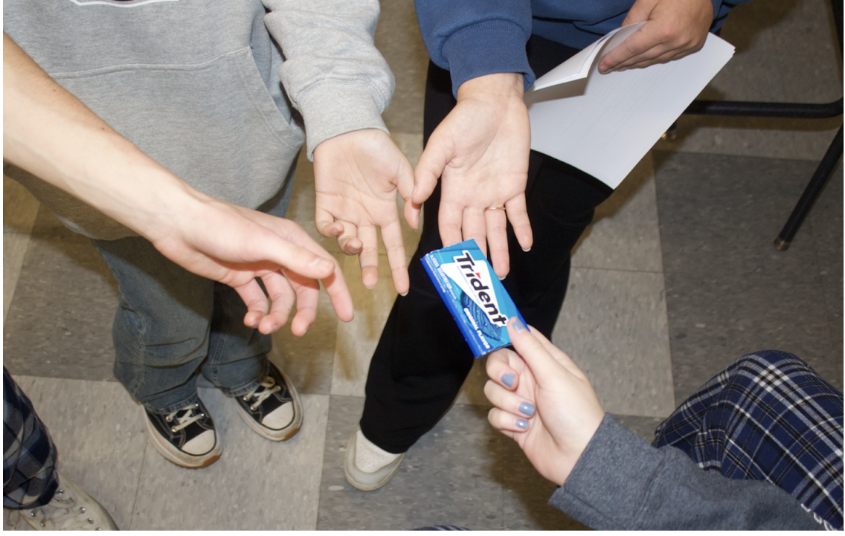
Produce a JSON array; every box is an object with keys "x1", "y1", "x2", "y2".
[
  {"x1": 396, "y1": 153, "x2": 420, "y2": 230},
  {"x1": 235, "y1": 278, "x2": 272, "y2": 330},
  {"x1": 358, "y1": 224, "x2": 379, "y2": 289},
  {"x1": 505, "y1": 195, "x2": 533, "y2": 252},
  {"x1": 257, "y1": 270, "x2": 297, "y2": 334},
  {"x1": 484, "y1": 378, "x2": 536, "y2": 420},
  {"x1": 336, "y1": 221, "x2": 363, "y2": 256},
  {"x1": 379, "y1": 219, "x2": 410, "y2": 296},
  {"x1": 484, "y1": 207, "x2": 510, "y2": 279},
  {"x1": 438, "y1": 200, "x2": 465, "y2": 249},
  {"x1": 315, "y1": 207, "x2": 344, "y2": 240},
  {"x1": 506, "y1": 318, "x2": 565, "y2": 384},
  {"x1": 282, "y1": 269, "x2": 322, "y2": 336},
  {"x1": 488, "y1": 406, "x2": 530, "y2": 436},
  {"x1": 512, "y1": 321, "x2": 589, "y2": 381}
]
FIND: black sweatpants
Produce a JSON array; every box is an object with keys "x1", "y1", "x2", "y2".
[{"x1": 360, "y1": 35, "x2": 614, "y2": 453}]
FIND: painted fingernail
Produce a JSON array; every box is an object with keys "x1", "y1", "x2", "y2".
[
  {"x1": 502, "y1": 373, "x2": 515, "y2": 388},
  {"x1": 511, "y1": 318, "x2": 526, "y2": 332},
  {"x1": 516, "y1": 419, "x2": 529, "y2": 430},
  {"x1": 519, "y1": 402, "x2": 535, "y2": 417}
]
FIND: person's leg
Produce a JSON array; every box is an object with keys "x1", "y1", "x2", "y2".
[
  {"x1": 359, "y1": 35, "x2": 613, "y2": 455},
  {"x1": 3, "y1": 368, "x2": 117, "y2": 530},
  {"x1": 653, "y1": 350, "x2": 844, "y2": 530},
  {"x1": 4, "y1": 368, "x2": 58, "y2": 511}
]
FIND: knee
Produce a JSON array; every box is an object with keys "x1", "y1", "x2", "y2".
[{"x1": 734, "y1": 350, "x2": 808, "y2": 373}]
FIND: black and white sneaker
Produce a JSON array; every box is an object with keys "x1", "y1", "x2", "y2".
[
  {"x1": 143, "y1": 398, "x2": 221, "y2": 469},
  {"x1": 19, "y1": 470, "x2": 118, "y2": 530},
  {"x1": 234, "y1": 360, "x2": 302, "y2": 441}
]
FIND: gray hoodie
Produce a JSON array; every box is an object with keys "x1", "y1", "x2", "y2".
[
  {"x1": 549, "y1": 414, "x2": 831, "y2": 530},
  {"x1": 4, "y1": 0, "x2": 393, "y2": 240}
]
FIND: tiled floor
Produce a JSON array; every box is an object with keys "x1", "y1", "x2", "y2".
[{"x1": 3, "y1": 0, "x2": 842, "y2": 530}]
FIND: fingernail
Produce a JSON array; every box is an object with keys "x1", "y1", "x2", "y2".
[
  {"x1": 400, "y1": 291, "x2": 409, "y2": 297},
  {"x1": 502, "y1": 373, "x2": 515, "y2": 388},
  {"x1": 511, "y1": 318, "x2": 526, "y2": 332},
  {"x1": 312, "y1": 258, "x2": 334, "y2": 273},
  {"x1": 519, "y1": 402, "x2": 535, "y2": 417},
  {"x1": 498, "y1": 274, "x2": 506, "y2": 281},
  {"x1": 522, "y1": 247, "x2": 531, "y2": 252},
  {"x1": 268, "y1": 323, "x2": 278, "y2": 332},
  {"x1": 516, "y1": 419, "x2": 529, "y2": 430}
]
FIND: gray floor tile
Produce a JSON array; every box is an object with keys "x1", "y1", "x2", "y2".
[
  {"x1": 4, "y1": 206, "x2": 118, "y2": 382},
  {"x1": 269, "y1": 252, "x2": 345, "y2": 396},
  {"x1": 807, "y1": 161, "x2": 844, "y2": 363},
  {"x1": 376, "y1": 0, "x2": 429, "y2": 135},
  {"x1": 10, "y1": 376, "x2": 148, "y2": 531},
  {"x1": 331, "y1": 256, "x2": 398, "y2": 397},
  {"x1": 655, "y1": 151, "x2": 843, "y2": 402},
  {"x1": 131, "y1": 390, "x2": 329, "y2": 530},
  {"x1": 572, "y1": 154, "x2": 663, "y2": 273},
  {"x1": 654, "y1": 0, "x2": 843, "y2": 161},
  {"x1": 552, "y1": 267, "x2": 676, "y2": 418},
  {"x1": 318, "y1": 397, "x2": 507, "y2": 530},
  {"x1": 610, "y1": 413, "x2": 666, "y2": 443},
  {"x1": 4, "y1": 232, "x2": 32, "y2": 325}
]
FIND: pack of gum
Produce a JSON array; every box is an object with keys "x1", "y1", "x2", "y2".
[{"x1": 422, "y1": 239, "x2": 526, "y2": 358}]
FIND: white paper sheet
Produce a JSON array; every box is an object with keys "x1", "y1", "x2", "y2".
[{"x1": 526, "y1": 26, "x2": 735, "y2": 189}]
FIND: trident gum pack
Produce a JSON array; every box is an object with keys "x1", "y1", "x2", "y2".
[{"x1": 422, "y1": 239, "x2": 526, "y2": 358}]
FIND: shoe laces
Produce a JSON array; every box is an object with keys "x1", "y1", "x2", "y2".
[
  {"x1": 164, "y1": 403, "x2": 204, "y2": 433},
  {"x1": 27, "y1": 488, "x2": 100, "y2": 530},
  {"x1": 242, "y1": 376, "x2": 281, "y2": 411}
]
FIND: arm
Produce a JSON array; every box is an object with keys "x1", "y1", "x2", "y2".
[
  {"x1": 483, "y1": 319, "x2": 827, "y2": 530},
  {"x1": 3, "y1": 33, "x2": 354, "y2": 335},
  {"x1": 262, "y1": 0, "x2": 415, "y2": 295},
  {"x1": 411, "y1": 0, "x2": 536, "y2": 277}
]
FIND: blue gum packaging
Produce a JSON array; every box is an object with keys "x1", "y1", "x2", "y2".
[{"x1": 422, "y1": 239, "x2": 527, "y2": 358}]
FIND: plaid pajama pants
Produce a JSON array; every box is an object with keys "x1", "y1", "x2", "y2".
[
  {"x1": 3, "y1": 367, "x2": 58, "y2": 510},
  {"x1": 653, "y1": 351, "x2": 843, "y2": 530}
]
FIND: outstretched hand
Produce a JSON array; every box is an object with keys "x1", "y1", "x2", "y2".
[
  {"x1": 412, "y1": 73, "x2": 533, "y2": 279},
  {"x1": 148, "y1": 193, "x2": 354, "y2": 336},
  {"x1": 484, "y1": 319, "x2": 605, "y2": 486},
  {"x1": 313, "y1": 129, "x2": 416, "y2": 295},
  {"x1": 598, "y1": 0, "x2": 714, "y2": 74}
]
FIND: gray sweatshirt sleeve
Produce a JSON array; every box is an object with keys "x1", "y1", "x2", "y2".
[
  {"x1": 549, "y1": 414, "x2": 829, "y2": 530},
  {"x1": 262, "y1": 0, "x2": 393, "y2": 160}
]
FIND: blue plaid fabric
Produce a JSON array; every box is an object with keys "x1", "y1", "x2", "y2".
[
  {"x1": 3, "y1": 367, "x2": 59, "y2": 510},
  {"x1": 653, "y1": 351, "x2": 843, "y2": 530}
]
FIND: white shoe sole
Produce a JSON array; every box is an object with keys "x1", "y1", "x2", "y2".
[
  {"x1": 343, "y1": 430, "x2": 405, "y2": 492},
  {"x1": 144, "y1": 413, "x2": 221, "y2": 469},
  {"x1": 235, "y1": 367, "x2": 303, "y2": 442}
]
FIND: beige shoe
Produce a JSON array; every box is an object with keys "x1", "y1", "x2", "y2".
[
  {"x1": 343, "y1": 429, "x2": 405, "y2": 491},
  {"x1": 18, "y1": 470, "x2": 118, "y2": 530}
]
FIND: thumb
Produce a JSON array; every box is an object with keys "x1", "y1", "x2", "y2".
[
  {"x1": 506, "y1": 318, "x2": 564, "y2": 387},
  {"x1": 412, "y1": 129, "x2": 452, "y2": 205}
]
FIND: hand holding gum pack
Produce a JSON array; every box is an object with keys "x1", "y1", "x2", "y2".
[{"x1": 422, "y1": 239, "x2": 527, "y2": 358}]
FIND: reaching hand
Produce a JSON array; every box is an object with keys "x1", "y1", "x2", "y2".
[
  {"x1": 598, "y1": 0, "x2": 714, "y2": 74},
  {"x1": 412, "y1": 73, "x2": 533, "y2": 279},
  {"x1": 312, "y1": 129, "x2": 416, "y2": 295},
  {"x1": 484, "y1": 318, "x2": 605, "y2": 486},
  {"x1": 149, "y1": 194, "x2": 354, "y2": 336}
]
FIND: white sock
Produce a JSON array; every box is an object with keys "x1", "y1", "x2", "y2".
[{"x1": 355, "y1": 429, "x2": 400, "y2": 472}]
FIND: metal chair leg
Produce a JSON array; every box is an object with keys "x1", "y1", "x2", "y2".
[{"x1": 774, "y1": 126, "x2": 843, "y2": 250}]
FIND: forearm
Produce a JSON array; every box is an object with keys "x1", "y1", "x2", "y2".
[
  {"x1": 3, "y1": 33, "x2": 202, "y2": 244},
  {"x1": 549, "y1": 415, "x2": 826, "y2": 530}
]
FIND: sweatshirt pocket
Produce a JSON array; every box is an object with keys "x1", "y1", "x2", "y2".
[{"x1": 52, "y1": 46, "x2": 305, "y2": 213}]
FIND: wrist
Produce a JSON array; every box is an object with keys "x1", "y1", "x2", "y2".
[{"x1": 456, "y1": 72, "x2": 524, "y2": 103}]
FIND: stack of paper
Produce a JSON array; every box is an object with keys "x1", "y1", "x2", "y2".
[{"x1": 525, "y1": 23, "x2": 735, "y2": 189}]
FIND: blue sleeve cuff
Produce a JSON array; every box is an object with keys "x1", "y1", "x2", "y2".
[{"x1": 441, "y1": 19, "x2": 534, "y2": 98}]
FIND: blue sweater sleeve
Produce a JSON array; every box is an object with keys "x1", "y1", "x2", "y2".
[{"x1": 414, "y1": 0, "x2": 534, "y2": 97}]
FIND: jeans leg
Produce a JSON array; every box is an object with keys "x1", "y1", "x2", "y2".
[
  {"x1": 3, "y1": 368, "x2": 58, "y2": 510},
  {"x1": 94, "y1": 236, "x2": 215, "y2": 414},
  {"x1": 200, "y1": 282, "x2": 272, "y2": 398},
  {"x1": 653, "y1": 351, "x2": 844, "y2": 530}
]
